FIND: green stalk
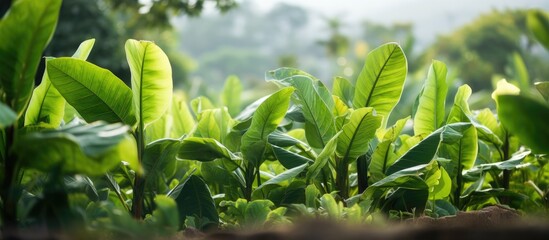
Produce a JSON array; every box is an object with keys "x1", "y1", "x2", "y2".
[
  {"x1": 131, "y1": 125, "x2": 145, "y2": 219},
  {"x1": 243, "y1": 164, "x2": 255, "y2": 201},
  {"x1": 357, "y1": 152, "x2": 371, "y2": 194},
  {"x1": 1, "y1": 125, "x2": 20, "y2": 229},
  {"x1": 454, "y1": 165, "x2": 463, "y2": 209},
  {"x1": 335, "y1": 157, "x2": 349, "y2": 199}
]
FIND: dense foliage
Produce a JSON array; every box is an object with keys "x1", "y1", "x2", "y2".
[{"x1": 1, "y1": 0, "x2": 549, "y2": 238}]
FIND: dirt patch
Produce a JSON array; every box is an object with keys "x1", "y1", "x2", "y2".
[{"x1": 197, "y1": 205, "x2": 549, "y2": 240}]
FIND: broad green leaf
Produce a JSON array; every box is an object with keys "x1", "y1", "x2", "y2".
[
  {"x1": 0, "y1": 102, "x2": 16, "y2": 128},
  {"x1": 382, "y1": 116, "x2": 410, "y2": 142},
  {"x1": 0, "y1": 0, "x2": 62, "y2": 116},
  {"x1": 511, "y1": 52, "x2": 530, "y2": 91},
  {"x1": 336, "y1": 107, "x2": 382, "y2": 164},
  {"x1": 491, "y1": 79, "x2": 520, "y2": 104},
  {"x1": 241, "y1": 87, "x2": 294, "y2": 167},
  {"x1": 196, "y1": 108, "x2": 233, "y2": 143},
  {"x1": 413, "y1": 60, "x2": 448, "y2": 135},
  {"x1": 473, "y1": 108, "x2": 503, "y2": 146},
  {"x1": 527, "y1": 10, "x2": 549, "y2": 51},
  {"x1": 125, "y1": 39, "x2": 172, "y2": 129},
  {"x1": 271, "y1": 145, "x2": 312, "y2": 169},
  {"x1": 305, "y1": 185, "x2": 320, "y2": 208},
  {"x1": 178, "y1": 137, "x2": 240, "y2": 162},
  {"x1": 447, "y1": 85, "x2": 473, "y2": 124},
  {"x1": 373, "y1": 165, "x2": 430, "y2": 189},
  {"x1": 255, "y1": 163, "x2": 308, "y2": 191},
  {"x1": 368, "y1": 116, "x2": 412, "y2": 182},
  {"x1": 268, "y1": 131, "x2": 303, "y2": 148},
  {"x1": 396, "y1": 134, "x2": 424, "y2": 156},
  {"x1": 332, "y1": 76, "x2": 354, "y2": 106},
  {"x1": 244, "y1": 200, "x2": 275, "y2": 226},
  {"x1": 386, "y1": 127, "x2": 445, "y2": 175},
  {"x1": 369, "y1": 141, "x2": 396, "y2": 182},
  {"x1": 320, "y1": 194, "x2": 342, "y2": 219},
  {"x1": 145, "y1": 107, "x2": 172, "y2": 144},
  {"x1": 431, "y1": 167, "x2": 451, "y2": 199},
  {"x1": 47, "y1": 58, "x2": 135, "y2": 125},
  {"x1": 333, "y1": 96, "x2": 350, "y2": 129},
  {"x1": 497, "y1": 95, "x2": 549, "y2": 154},
  {"x1": 172, "y1": 175, "x2": 219, "y2": 230},
  {"x1": 143, "y1": 138, "x2": 181, "y2": 190},
  {"x1": 439, "y1": 123, "x2": 478, "y2": 179},
  {"x1": 265, "y1": 67, "x2": 317, "y2": 81},
  {"x1": 362, "y1": 169, "x2": 428, "y2": 210},
  {"x1": 461, "y1": 174, "x2": 484, "y2": 198},
  {"x1": 535, "y1": 82, "x2": 549, "y2": 102},
  {"x1": 384, "y1": 188, "x2": 428, "y2": 214},
  {"x1": 306, "y1": 132, "x2": 339, "y2": 182},
  {"x1": 221, "y1": 75, "x2": 242, "y2": 116},
  {"x1": 15, "y1": 120, "x2": 139, "y2": 175},
  {"x1": 148, "y1": 195, "x2": 179, "y2": 234},
  {"x1": 433, "y1": 199, "x2": 458, "y2": 217},
  {"x1": 269, "y1": 75, "x2": 335, "y2": 148},
  {"x1": 353, "y1": 43, "x2": 407, "y2": 128},
  {"x1": 191, "y1": 96, "x2": 214, "y2": 115},
  {"x1": 171, "y1": 92, "x2": 195, "y2": 137},
  {"x1": 464, "y1": 150, "x2": 530, "y2": 175},
  {"x1": 25, "y1": 39, "x2": 96, "y2": 127}
]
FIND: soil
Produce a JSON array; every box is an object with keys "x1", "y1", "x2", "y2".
[{"x1": 189, "y1": 205, "x2": 549, "y2": 240}]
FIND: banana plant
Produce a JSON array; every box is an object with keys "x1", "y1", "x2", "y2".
[
  {"x1": 46, "y1": 39, "x2": 173, "y2": 219},
  {"x1": 0, "y1": 0, "x2": 62, "y2": 227}
]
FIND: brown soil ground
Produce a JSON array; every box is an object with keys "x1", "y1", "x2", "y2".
[{"x1": 188, "y1": 206, "x2": 549, "y2": 240}]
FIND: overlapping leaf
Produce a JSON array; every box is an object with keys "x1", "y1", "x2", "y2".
[
  {"x1": 125, "y1": 39, "x2": 173, "y2": 129},
  {"x1": 47, "y1": 58, "x2": 136, "y2": 125},
  {"x1": 353, "y1": 43, "x2": 407, "y2": 128},
  {"x1": 0, "y1": 0, "x2": 62, "y2": 115}
]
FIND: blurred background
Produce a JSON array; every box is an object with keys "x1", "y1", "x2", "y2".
[{"x1": 13, "y1": 0, "x2": 549, "y2": 120}]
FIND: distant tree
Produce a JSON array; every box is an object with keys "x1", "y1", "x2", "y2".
[
  {"x1": 317, "y1": 18, "x2": 350, "y2": 58},
  {"x1": 104, "y1": 0, "x2": 237, "y2": 29},
  {"x1": 421, "y1": 10, "x2": 549, "y2": 91},
  {"x1": 362, "y1": 21, "x2": 418, "y2": 71},
  {"x1": 22, "y1": 0, "x2": 211, "y2": 87}
]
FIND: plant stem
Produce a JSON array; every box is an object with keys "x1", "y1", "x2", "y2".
[
  {"x1": 454, "y1": 165, "x2": 463, "y2": 209},
  {"x1": 335, "y1": 157, "x2": 349, "y2": 199},
  {"x1": 1, "y1": 125, "x2": 20, "y2": 230},
  {"x1": 356, "y1": 154, "x2": 370, "y2": 194},
  {"x1": 501, "y1": 130, "x2": 511, "y2": 205},
  {"x1": 131, "y1": 127, "x2": 145, "y2": 219},
  {"x1": 244, "y1": 165, "x2": 254, "y2": 201}
]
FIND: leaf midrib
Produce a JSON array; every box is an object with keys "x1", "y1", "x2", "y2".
[
  {"x1": 138, "y1": 43, "x2": 150, "y2": 127},
  {"x1": 49, "y1": 62, "x2": 126, "y2": 122},
  {"x1": 342, "y1": 112, "x2": 370, "y2": 164},
  {"x1": 364, "y1": 46, "x2": 399, "y2": 108},
  {"x1": 16, "y1": 0, "x2": 57, "y2": 110}
]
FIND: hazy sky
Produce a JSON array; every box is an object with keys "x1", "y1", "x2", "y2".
[{"x1": 257, "y1": 0, "x2": 549, "y2": 46}]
